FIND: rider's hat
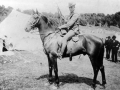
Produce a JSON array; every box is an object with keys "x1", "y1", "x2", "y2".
[
  {"x1": 108, "y1": 36, "x2": 111, "y2": 39},
  {"x1": 68, "y1": 2, "x2": 76, "y2": 7},
  {"x1": 112, "y1": 35, "x2": 116, "y2": 39}
]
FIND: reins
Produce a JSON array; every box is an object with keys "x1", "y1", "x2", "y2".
[
  {"x1": 42, "y1": 30, "x2": 60, "y2": 46},
  {"x1": 31, "y1": 15, "x2": 61, "y2": 46}
]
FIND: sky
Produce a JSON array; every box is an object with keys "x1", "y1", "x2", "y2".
[{"x1": 0, "y1": 0, "x2": 120, "y2": 15}]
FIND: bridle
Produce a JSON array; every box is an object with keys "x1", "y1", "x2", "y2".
[
  {"x1": 29, "y1": 15, "x2": 61, "y2": 45},
  {"x1": 30, "y1": 15, "x2": 40, "y2": 29},
  {"x1": 42, "y1": 30, "x2": 60, "y2": 46}
]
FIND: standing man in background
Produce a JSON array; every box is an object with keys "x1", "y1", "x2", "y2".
[
  {"x1": 105, "y1": 36, "x2": 112, "y2": 59},
  {"x1": 111, "y1": 35, "x2": 120, "y2": 63}
]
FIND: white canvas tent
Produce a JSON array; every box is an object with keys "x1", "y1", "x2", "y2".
[
  {"x1": 0, "y1": 10, "x2": 31, "y2": 37},
  {"x1": 0, "y1": 10, "x2": 43, "y2": 51}
]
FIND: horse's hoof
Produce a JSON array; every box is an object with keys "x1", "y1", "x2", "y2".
[
  {"x1": 102, "y1": 85, "x2": 106, "y2": 89},
  {"x1": 101, "y1": 81, "x2": 106, "y2": 88},
  {"x1": 101, "y1": 84, "x2": 106, "y2": 89},
  {"x1": 102, "y1": 81, "x2": 107, "y2": 85},
  {"x1": 91, "y1": 83, "x2": 96, "y2": 89},
  {"x1": 50, "y1": 84, "x2": 59, "y2": 89}
]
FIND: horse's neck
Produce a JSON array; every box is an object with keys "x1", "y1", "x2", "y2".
[
  {"x1": 37, "y1": 18, "x2": 56, "y2": 42},
  {"x1": 38, "y1": 26, "x2": 55, "y2": 42}
]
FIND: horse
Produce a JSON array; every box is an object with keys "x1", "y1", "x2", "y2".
[{"x1": 25, "y1": 11, "x2": 106, "y2": 89}]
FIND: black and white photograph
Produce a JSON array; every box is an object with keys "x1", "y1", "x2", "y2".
[{"x1": 0, "y1": 0, "x2": 120, "y2": 90}]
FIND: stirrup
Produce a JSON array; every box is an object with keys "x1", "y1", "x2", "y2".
[
  {"x1": 69, "y1": 55, "x2": 72, "y2": 61},
  {"x1": 69, "y1": 51, "x2": 72, "y2": 61}
]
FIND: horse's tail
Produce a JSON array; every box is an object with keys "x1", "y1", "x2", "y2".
[
  {"x1": 101, "y1": 38, "x2": 105, "y2": 45},
  {"x1": 98, "y1": 40, "x2": 105, "y2": 66}
]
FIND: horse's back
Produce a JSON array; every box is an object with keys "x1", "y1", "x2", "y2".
[
  {"x1": 84, "y1": 34, "x2": 103, "y2": 44},
  {"x1": 66, "y1": 34, "x2": 103, "y2": 56},
  {"x1": 84, "y1": 34, "x2": 104, "y2": 56},
  {"x1": 67, "y1": 35, "x2": 86, "y2": 53}
]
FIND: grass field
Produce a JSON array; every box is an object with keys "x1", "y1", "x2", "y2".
[{"x1": 0, "y1": 26, "x2": 120, "y2": 90}]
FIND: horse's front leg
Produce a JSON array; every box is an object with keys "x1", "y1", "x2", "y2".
[
  {"x1": 47, "y1": 54, "x2": 53, "y2": 84},
  {"x1": 53, "y1": 56, "x2": 59, "y2": 87}
]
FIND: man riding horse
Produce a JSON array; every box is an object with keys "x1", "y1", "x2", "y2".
[
  {"x1": 25, "y1": 6, "x2": 106, "y2": 88},
  {"x1": 58, "y1": 2, "x2": 80, "y2": 59}
]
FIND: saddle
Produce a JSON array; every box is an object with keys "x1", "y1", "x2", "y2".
[{"x1": 60, "y1": 29, "x2": 80, "y2": 42}]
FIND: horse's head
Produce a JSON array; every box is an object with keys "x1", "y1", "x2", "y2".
[
  {"x1": 25, "y1": 10, "x2": 58, "y2": 34},
  {"x1": 25, "y1": 10, "x2": 40, "y2": 32}
]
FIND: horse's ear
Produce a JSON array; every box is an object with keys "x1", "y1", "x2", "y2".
[
  {"x1": 36, "y1": 9, "x2": 39, "y2": 14},
  {"x1": 36, "y1": 9, "x2": 41, "y2": 17},
  {"x1": 32, "y1": 9, "x2": 36, "y2": 15}
]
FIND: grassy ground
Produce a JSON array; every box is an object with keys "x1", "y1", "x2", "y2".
[
  {"x1": 0, "y1": 26, "x2": 120, "y2": 90},
  {"x1": 0, "y1": 50, "x2": 120, "y2": 90}
]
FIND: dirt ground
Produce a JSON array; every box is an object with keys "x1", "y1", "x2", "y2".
[
  {"x1": 0, "y1": 26, "x2": 120, "y2": 90},
  {"x1": 0, "y1": 48, "x2": 120, "y2": 90}
]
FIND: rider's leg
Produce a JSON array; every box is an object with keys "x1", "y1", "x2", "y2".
[
  {"x1": 60, "y1": 30, "x2": 75, "y2": 56},
  {"x1": 60, "y1": 27, "x2": 80, "y2": 55},
  {"x1": 58, "y1": 27, "x2": 80, "y2": 59}
]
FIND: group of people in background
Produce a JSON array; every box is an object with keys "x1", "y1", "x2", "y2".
[{"x1": 105, "y1": 35, "x2": 120, "y2": 63}]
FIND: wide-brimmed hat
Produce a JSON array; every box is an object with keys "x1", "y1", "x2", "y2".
[
  {"x1": 108, "y1": 36, "x2": 111, "y2": 38},
  {"x1": 112, "y1": 35, "x2": 116, "y2": 39},
  {"x1": 68, "y1": 2, "x2": 76, "y2": 7}
]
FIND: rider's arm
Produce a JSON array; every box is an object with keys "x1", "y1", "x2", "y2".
[{"x1": 58, "y1": 13, "x2": 79, "y2": 30}]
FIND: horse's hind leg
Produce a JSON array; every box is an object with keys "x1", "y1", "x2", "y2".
[
  {"x1": 53, "y1": 57, "x2": 59, "y2": 86},
  {"x1": 90, "y1": 57, "x2": 100, "y2": 88},
  {"x1": 100, "y1": 65, "x2": 106, "y2": 86},
  {"x1": 93, "y1": 65, "x2": 100, "y2": 88},
  {"x1": 99, "y1": 46, "x2": 106, "y2": 86}
]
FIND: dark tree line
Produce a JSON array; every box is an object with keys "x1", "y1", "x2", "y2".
[
  {"x1": 0, "y1": 5, "x2": 13, "y2": 23},
  {"x1": 79, "y1": 13, "x2": 120, "y2": 28},
  {"x1": 1, "y1": 5, "x2": 120, "y2": 29},
  {"x1": 37, "y1": 12, "x2": 120, "y2": 28}
]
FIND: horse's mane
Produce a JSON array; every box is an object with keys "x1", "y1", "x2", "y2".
[{"x1": 41, "y1": 15, "x2": 58, "y2": 28}]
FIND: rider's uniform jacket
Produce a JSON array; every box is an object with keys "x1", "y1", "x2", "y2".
[{"x1": 59, "y1": 12, "x2": 80, "y2": 31}]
